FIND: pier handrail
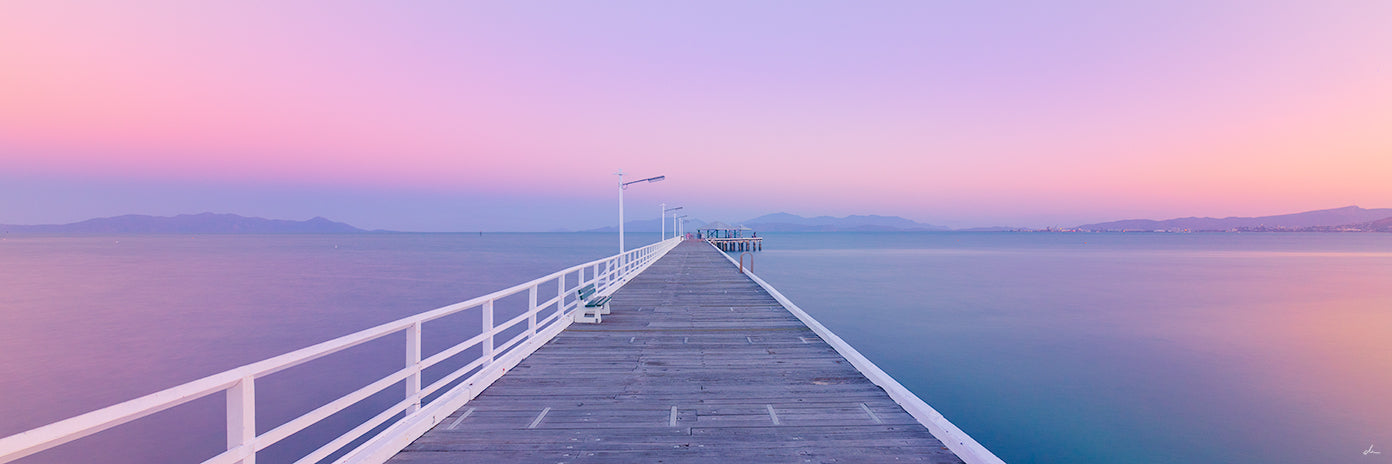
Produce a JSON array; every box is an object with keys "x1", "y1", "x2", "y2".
[
  {"x1": 709, "y1": 241, "x2": 1006, "y2": 464},
  {"x1": 0, "y1": 237, "x2": 682, "y2": 464}
]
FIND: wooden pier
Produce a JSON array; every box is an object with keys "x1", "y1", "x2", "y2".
[{"x1": 389, "y1": 241, "x2": 965, "y2": 463}]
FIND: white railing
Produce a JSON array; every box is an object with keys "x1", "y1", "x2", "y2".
[
  {"x1": 0, "y1": 237, "x2": 682, "y2": 464},
  {"x1": 710, "y1": 241, "x2": 1006, "y2": 464}
]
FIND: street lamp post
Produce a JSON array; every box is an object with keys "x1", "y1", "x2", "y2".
[
  {"x1": 674, "y1": 214, "x2": 688, "y2": 239},
  {"x1": 662, "y1": 205, "x2": 683, "y2": 240},
  {"x1": 616, "y1": 171, "x2": 665, "y2": 255}
]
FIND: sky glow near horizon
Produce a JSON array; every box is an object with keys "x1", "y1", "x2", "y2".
[{"x1": 2, "y1": 2, "x2": 1390, "y2": 231}]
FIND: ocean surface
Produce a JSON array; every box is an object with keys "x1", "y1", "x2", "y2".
[
  {"x1": 3, "y1": 232, "x2": 1390, "y2": 463},
  {"x1": 749, "y1": 232, "x2": 1392, "y2": 464}
]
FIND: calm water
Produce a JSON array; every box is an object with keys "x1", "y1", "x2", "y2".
[
  {"x1": 748, "y1": 232, "x2": 1392, "y2": 464},
  {"x1": 3, "y1": 232, "x2": 1390, "y2": 463}
]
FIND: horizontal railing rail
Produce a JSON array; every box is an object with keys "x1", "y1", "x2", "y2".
[{"x1": 0, "y1": 237, "x2": 682, "y2": 464}]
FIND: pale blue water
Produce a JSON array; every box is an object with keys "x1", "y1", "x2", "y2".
[
  {"x1": 3, "y1": 232, "x2": 1391, "y2": 463},
  {"x1": 748, "y1": 232, "x2": 1392, "y2": 464}
]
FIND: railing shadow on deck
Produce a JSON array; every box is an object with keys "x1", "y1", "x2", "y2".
[{"x1": 0, "y1": 238, "x2": 683, "y2": 464}]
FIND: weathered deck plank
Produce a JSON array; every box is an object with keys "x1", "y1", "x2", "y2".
[{"x1": 388, "y1": 241, "x2": 964, "y2": 464}]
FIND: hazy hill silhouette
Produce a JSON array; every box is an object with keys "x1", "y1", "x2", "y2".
[
  {"x1": 1, "y1": 213, "x2": 366, "y2": 234},
  {"x1": 1077, "y1": 206, "x2": 1392, "y2": 231}
]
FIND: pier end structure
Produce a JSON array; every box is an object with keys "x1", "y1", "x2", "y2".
[{"x1": 699, "y1": 221, "x2": 763, "y2": 252}]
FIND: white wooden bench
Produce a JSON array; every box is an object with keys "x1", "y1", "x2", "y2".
[{"x1": 573, "y1": 283, "x2": 612, "y2": 323}]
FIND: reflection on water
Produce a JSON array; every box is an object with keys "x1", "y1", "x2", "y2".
[{"x1": 751, "y1": 232, "x2": 1392, "y2": 464}]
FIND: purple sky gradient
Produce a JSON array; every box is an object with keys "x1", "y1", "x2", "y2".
[{"x1": 2, "y1": 2, "x2": 1389, "y2": 230}]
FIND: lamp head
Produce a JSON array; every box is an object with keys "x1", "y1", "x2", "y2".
[{"x1": 622, "y1": 174, "x2": 666, "y2": 187}]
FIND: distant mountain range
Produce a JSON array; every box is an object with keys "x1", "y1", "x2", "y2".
[
  {"x1": 739, "y1": 213, "x2": 950, "y2": 232},
  {"x1": 583, "y1": 213, "x2": 948, "y2": 233},
  {"x1": 1303, "y1": 215, "x2": 1392, "y2": 233},
  {"x1": 581, "y1": 207, "x2": 1392, "y2": 233},
  {"x1": 7, "y1": 207, "x2": 1391, "y2": 235},
  {"x1": 1366, "y1": 217, "x2": 1392, "y2": 232},
  {"x1": 1, "y1": 213, "x2": 367, "y2": 234},
  {"x1": 1075, "y1": 206, "x2": 1392, "y2": 232}
]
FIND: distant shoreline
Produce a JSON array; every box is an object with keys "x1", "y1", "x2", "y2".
[
  {"x1": 4, "y1": 206, "x2": 1390, "y2": 234},
  {"x1": 4, "y1": 229, "x2": 1389, "y2": 237}
]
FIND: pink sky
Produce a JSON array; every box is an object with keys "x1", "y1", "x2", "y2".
[{"x1": 2, "y1": 2, "x2": 1390, "y2": 230}]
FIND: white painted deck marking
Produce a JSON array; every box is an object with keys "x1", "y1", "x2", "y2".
[
  {"x1": 765, "y1": 404, "x2": 781, "y2": 425},
  {"x1": 746, "y1": 336, "x2": 754, "y2": 344},
  {"x1": 628, "y1": 336, "x2": 635, "y2": 344},
  {"x1": 527, "y1": 407, "x2": 551, "y2": 429},
  {"x1": 860, "y1": 403, "x2": 883, "y2": 424},
  {"x1": 446, "y1": 407, "x2": 476, "y2": 430},
  {"x1": 669, "y1": 406, "x2": 678, "y2": 427},
  {"x1": 798, "y1": 337, "x2": 810, "y2": 344}
]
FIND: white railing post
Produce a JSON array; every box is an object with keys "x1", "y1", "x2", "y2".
[
  {"x1": 227, "y1": 376, "x2": 256, "y2": 464},
  {"x1": 405, "y1": 321, "x2": 422, "y2": 414},
  {"x1": 604, "y1": 260, "x2": 612, "y2": 286},
  {"x1": 557, "y1": 272, "x2": 567, "y2": 317},
  {"x1": 482, "y1": 300, "x2": 494, "y2": 366},
  {"x1": 527, "y1": 286, "x2": 538, "y2": 337}
]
